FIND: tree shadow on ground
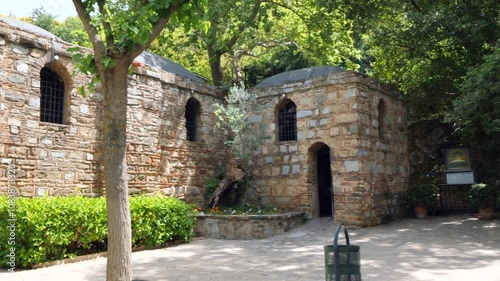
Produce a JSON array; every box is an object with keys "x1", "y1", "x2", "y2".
[{"x1": 2, "y1": 215, "x2": 499, "y2": 281}]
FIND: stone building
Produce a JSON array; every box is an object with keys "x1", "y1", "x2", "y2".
[
  {"x1": 0, "y1": 17, "x2": 408, "y2": 226},
  {"x1": 249, "y1": 67, "x2": 409, "y2": 226},
  {"x1": 0, "y1": 17, "x2": 225, "y2": 204}
]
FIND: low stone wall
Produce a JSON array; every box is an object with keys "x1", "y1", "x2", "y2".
[{"x1": 194, "y1": 212, "x2": 306, "y2": 239}]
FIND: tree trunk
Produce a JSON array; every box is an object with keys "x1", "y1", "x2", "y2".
[
  {"x1": 209, "y1": 153, "x2": 245, "y2": 208},
  {"x1": 208, "y1": 46, "x2": 224, "y2": 86},
  {"x1": 101, "y1": 61, "x2": 132, "y2": 281}
]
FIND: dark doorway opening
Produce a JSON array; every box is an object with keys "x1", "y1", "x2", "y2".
[{"x1": 317, "y1": 145, "x2": 333, "y2": 217}]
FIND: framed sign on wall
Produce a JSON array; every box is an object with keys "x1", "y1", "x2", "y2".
[{"x1": 445, "y1": 148, "x2": 471, "y2": 171}]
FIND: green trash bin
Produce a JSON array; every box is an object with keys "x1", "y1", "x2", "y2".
[{"x1": 324, "y1": 224, "x2": 361, "y2": 281}]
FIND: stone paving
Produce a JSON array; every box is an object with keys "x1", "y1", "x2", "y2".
[{"x1": 1, "y1": 214, "x2": 499, "y2": 281}]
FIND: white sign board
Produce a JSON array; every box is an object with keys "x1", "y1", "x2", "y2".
[{"x1": 446, "y1": 172, "x2": 474, "y2": 185}]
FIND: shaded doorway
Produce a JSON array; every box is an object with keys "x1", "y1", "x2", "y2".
[{"x1": 317, "y1": 145, "x2": 333, "y2": 217}]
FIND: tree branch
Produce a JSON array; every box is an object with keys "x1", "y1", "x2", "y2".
[
  {"x1": 263, "y1": 0, "x2": 306, "y2": 23},
  {"x1": 232, "y1": 40, "x2": 298, "y2": 82},
  {"x1": 409, "y1": 0, "x2": 422, "y2": 12},
  {"x1": 261, "y1": 0, "x2": 312, "y2": 45},
  {"x1": 225, "y1": 0, "x2": 262, "y2": 53},
  {"x1": 130, "y1": 3, "x2": 180, "y2": 59},
  {"x1": 97, "y1": 0, "x2": 115, "y2": 50},
  {"x1": 72, "y1": 0, "x2": 106, "y2": 56},
  {"x1": 234, "y1": 40, "x2": 298, "y2": 60}
]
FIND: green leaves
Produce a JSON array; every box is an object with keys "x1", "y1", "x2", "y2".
[
  {"x1": 77, "y1": 0, "x2": 201, "y2": 52},
  {"x1": 468, "y1": 183, "x2": 499, "y2": 209},
  {"x1": 214, "y1": 83, "x2": 266, "y2": 170},
  {"x1": 404, "y1": 184, "x2": 438, "y2": 208},
  {"x1": 452, "y1": 47, "x2": 500, "y2": 143},
  {"x1": 130, "y1": 196, "x2": 196, "y2": 245},
  {"x1": 67, "y1": 47, "x2": 99, "y2": 97},
  {"x1": 0, "y1": 196, "x2": 195, "y2": 268},
  {"x1": 101, "y1": 55, "x2": 115, "y2": 69},
  {"x1": 0, "y1": 197, "x2": 107, "y2": 267}
]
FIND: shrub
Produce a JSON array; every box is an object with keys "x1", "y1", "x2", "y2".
[
  {"x1": 130, "y1": 196, "x2": 195, "y2": 246},
  {"x1": 404, "y1": 184, "x2": 438, "y2": 208},
  {"x1": 0, "y1": 196, "x2": 195, "y2": 268},
  {"x1": 468, "y1": 183, "x2": 498, "y2": 209}
]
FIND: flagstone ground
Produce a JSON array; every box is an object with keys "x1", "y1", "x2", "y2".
[{"x1": 2, "y1": 214, "x2": 499, "y2": 281}]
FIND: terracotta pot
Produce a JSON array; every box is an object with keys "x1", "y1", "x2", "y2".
[
  {"x1": 478, "y1": 207, "x2": 494, "y2": 220},
  {"x1": 414, "y1": 206, "x2": 428, "y2": 219}
]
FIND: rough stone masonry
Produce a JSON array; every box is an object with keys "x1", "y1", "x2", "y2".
[
  {"x1": 0, "y1": 17, "x2": 225, "y2": 205},
  {"x1": 0, "y1": 17, "x2": 408, "y2": 226}
]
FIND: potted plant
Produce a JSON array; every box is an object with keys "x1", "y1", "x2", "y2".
[
  {"x1": 405, "y1": 184, "x2": 438, "y2": 219},
  {"x1": 468, "y1": 183, "x2": 498, "y2": 220}
]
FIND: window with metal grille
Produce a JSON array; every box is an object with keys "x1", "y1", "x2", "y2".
[
  {"x1": 185, "y1": 98, "x2": 200, "y2": 141},
  {"x1": 378, "y1": 99, "x2": 387, "y2": 139},
  {"x1": 278, "y1": 100, "x2": 297, "y2": 142},
  {"x1": 40, "y1": 67, "x2": 65, "y2": 124}
]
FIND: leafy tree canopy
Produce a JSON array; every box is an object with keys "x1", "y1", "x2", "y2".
[
  {"x1": 150, "y1": 0, "x2": 359, "y2": 86},
  {"x1": 20, "y1": 7, "x2": 91, "y2": 48},
  {"x1": 323, "y1": 0, "x2": 500, "y2": 171},
  {"x1": 29, "y1": 6, "x2": 58, "y2": 33},
  {"x1": 452, "y1": 47, "x2": 500, "y2": 144},
  {"x1": 338, "y1": 0, "x2": 500, "y2": 124}
]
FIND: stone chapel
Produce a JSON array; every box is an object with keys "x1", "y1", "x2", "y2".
[{"x1": 0, "y1": 17, "x2": 408, "y2": 226}]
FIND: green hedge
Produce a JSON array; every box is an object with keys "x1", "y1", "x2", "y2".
[{"x1": 0, "y1": 196, "x2": 195, "y2": 268}]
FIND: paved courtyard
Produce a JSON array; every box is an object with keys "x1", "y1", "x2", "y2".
[{"x1": 2, "y1": 214, "x2": 499, "y2": 281}]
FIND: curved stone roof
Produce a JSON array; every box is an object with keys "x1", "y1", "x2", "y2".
[
  {"x1": 255, "y1": 66, "x2": 347, "y2": 88},
  {"x1": 134, "y1": 51, "x2": 206, "y2": 83},
  {"x1": 0, "y1": 16, "x2": 206, "y2": 84}
]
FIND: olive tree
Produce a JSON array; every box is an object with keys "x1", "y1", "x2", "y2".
[{"x1": 210, "y1": 83, "x2": 266, "y2": 207}]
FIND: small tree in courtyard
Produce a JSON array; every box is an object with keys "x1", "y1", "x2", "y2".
[{"x1": 208, "y1": 83, "x2": 266, "y2": 207}]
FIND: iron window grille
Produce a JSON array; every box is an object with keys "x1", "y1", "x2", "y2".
[
  {"x1": 185, "y1": 99, "x2": 199, "y2": 141},
  {"x1": 278, "y1": 101, "x2": 297, "y2": 141},
  {"x1": 40, "y1": 67, "x2": 65, "y2": 124},
  {"x1": 378, "y1": 100, "x2": 387, "y2": 139}
]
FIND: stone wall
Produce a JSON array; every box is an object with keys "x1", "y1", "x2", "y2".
[
  {"x1": 194, "y1": 212, "x2": 305, "y2": 239},
  {"x1": 0, "y1": 20, "x2": 225, "y2": 204},
  {"x1": 0, "y1": 18, "x2": 408, "y2": 227},
  {"x1": 123, "y1": 66, "x2": 225, "y2": 203},
  {"x1": 249, "y1": 71, "x2": 408, "y2": 226},
  {"x1": 0, "y1": 22, "x2": 99, "y2": 197}
]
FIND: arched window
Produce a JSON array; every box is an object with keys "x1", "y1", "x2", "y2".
[
  {"x1": 40, "y1": 67, "x2": 65, "y2": 124},
  {"x1": 378, "y1": 99, "x2": 387, "y2": 139},
  {"x1": 185, "y1": 98, "x2": 200, "y2": 141},
  {"x1": 278, "y1": 99, "x2": 297, "y2": 142}
]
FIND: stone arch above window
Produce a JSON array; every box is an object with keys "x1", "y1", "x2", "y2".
[
  {"x1": 40, "y1": 67, "x2": 66, "y2": 124},
  {"x1": 378, "y1": 99, "x2": 387, "y2": 139},
  {"x1": 277, "y1": 99, "x2": 297, "y2": 142},
  {"x1": 185, "y1": 97, "x2": 201, "y2": 141}
]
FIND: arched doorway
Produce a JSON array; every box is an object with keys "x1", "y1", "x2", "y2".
[{"x1": 317, "y1": 145, "x2": 333, "y2": 217}]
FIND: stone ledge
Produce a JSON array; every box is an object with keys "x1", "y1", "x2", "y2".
[{"x1": 194, "y1": 212, "x2": 306, "y2": 239}]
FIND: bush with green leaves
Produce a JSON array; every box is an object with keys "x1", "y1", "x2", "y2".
[
  {"x1": 130, "y1": 196, "x2": 195, "y2": 246},
  {"x1": 468, "y1": 183, "x2": 499, "y2": 209},
  {"x1": 404, "y1": 184, "x2": 438, "y2": 208},
  {"x1": 0, "y1": 196, "x2": 195, "y2": 268}
]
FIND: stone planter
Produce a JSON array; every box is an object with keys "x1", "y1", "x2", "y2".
[{"x1": 194, "y1": 212, "x2": 305, "y2": 239}]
